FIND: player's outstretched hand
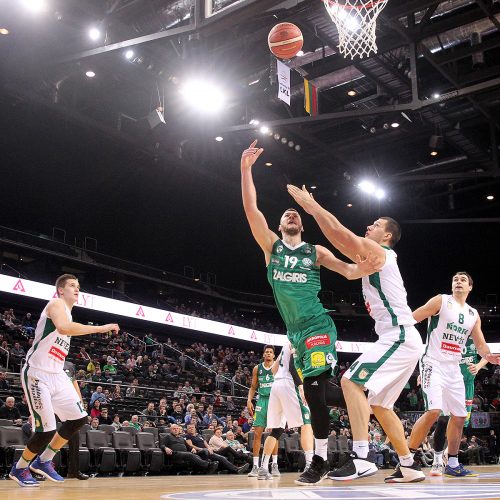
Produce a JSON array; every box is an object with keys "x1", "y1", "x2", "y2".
[
  {"x1": 355, "y1": 252, "x2": 383, "y2": 275},
  {"x1": 485, "y1": 353, "x2": 500, "y2": 365},
  {"x1": 241, "y1": 140, "x2": 264, "y2": 170},
  {"x1": 287, "y1": 184, "x2": 318, "y2": 214},
  {"x1": 100, "y1": 323, "x2": 120, "y2": 334}
]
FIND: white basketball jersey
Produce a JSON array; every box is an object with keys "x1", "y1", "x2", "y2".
[
  {"x1": 26, "y1": 303, "x2": 72, "y2": 373},
  {"x1": 362, "y1": 247, "x2": 415, "y2": 335},
  {"x1": 275, "y1": 342, "x2": 293, "y2": 381},
  {"x1": 422, "y1": 294, "x2": 478, "y2": 362}
]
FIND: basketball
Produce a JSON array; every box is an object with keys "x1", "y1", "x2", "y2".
[{"x1": 268, "y1": 23, "x2": 303, "y2": 59}]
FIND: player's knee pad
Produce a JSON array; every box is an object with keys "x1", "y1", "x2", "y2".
[
  {"x1": 270, "y1": 428, "x2": 284, "y2": 440},
  {"x1": 58, "y1": 416, "x2": 87, "y2": 440},
  {"x1": 433, "y1": 415, "x2": 450, "y2": 453},
  {"x1": 303, "y1": 372, "x2": 330, "y2": 439},
  {"x1": 26, "y1": 430, "x2": 56, "y2": 454},
  {"x1": 325, "y1": 380, "x2": 345, "y2": 407}
]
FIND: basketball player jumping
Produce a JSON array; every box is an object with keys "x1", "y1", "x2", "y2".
[
  {"x1": 407, "y1": 272, "x2": 500, "y2": 477},
  {"x1": 246, "y1": 345, "x2": 279, "y2": 477},
  {"x1": 10, "y1": 274, "x2": 119, "y2": 487},
  {"x1": 241, "y1": 141, "x2": 381, "y2": 485},
  {"x1": 287, "y1": 184, "x2": 425, "y2": 483}
]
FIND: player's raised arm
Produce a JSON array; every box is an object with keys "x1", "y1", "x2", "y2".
[
  {"x1": 47, "y1": 299, "x2": 119, "y2": 337},
  {"x1": 241, "y1": 140, "x2": 279, "y2": 262},
  {"x1": 316, "y1": 245, "x2": 382, "y2": 280},
  {"x1": 412, "y1": 295, "x2": 442, "y2": 323},
  {"x1": 287, "y1": 184, "x2": 384, "y2": 263},
  {"x1": 471, "y1": 316, "x2": 500, "y2": 364}
]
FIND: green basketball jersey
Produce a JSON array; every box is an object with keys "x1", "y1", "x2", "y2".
[
  {"x1": 257, "y1": 362, "x2": 274, "y2": 397},
  {"x1": 267, "y1": 240, "x2": 326, "y2": 329},
  {"x1": 459, "y1": 336, "x2": 479, "y2": 381}
]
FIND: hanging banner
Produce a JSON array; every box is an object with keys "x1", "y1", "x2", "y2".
[{"x1": 277, "y1": 59, "x2": 291, "y2": 105}]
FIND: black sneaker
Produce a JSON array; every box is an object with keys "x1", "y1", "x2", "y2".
[
  {"x1": 206, "y1": 462, "x2": 219, "y2": 474},
  {"x1": 294, "y1": 455, "x2": 329, "y2": 485},
  {"x1": 327, "y1": 452, "x2": 378, "y2": 481},
  {"x1": 384, "y1": 463, "x2": 426, "y2": 483},
  {"x1": 236, "y1": 463, "x2": 251, "y2": 474}
]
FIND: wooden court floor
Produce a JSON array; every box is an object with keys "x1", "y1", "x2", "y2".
[{"x1": 0, "y1": 465, "x2": 499, "y2": 500}]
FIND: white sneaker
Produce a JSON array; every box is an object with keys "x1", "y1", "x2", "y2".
[
  {"x1": 430, "y1": 463, "x2": 444, "y2": 477},
  {"x1": 257, "y1": 467, "x2": 273, "y2": 480},
  {"x1": 248, "y1": 465, "x2": 259, "y2": 477},
  {"x1": 271, "y1": 463, "x2": 280, "y2": 477}
]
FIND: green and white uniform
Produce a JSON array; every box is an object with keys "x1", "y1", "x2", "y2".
[
  {"x1": 253, "y1": 362, "x2": 274, "y2": 428},
  {"x1": 267, "y1": 240, "x2": 337, "y2": 379},
  {"x1": 420, "y1": 295, "x2": 478, "y2": 417},
  {"x1": 21, "y1": 303, "x2": 87, "y2": 432},
  {"x1": 267, "y1": 343, "x2": 311, "y2": 429},
  {"x1": 344, "y1": 247, "x2": 423, "y2": 409},
  {"x1": 459, "y1": 337, "x2": 480, "y2": 427}
]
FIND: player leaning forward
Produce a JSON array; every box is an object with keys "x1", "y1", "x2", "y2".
[
  {"x1": 10, "y1": 274, "x2": 119, "y2": 487},
  {"x1": 288, "y1": 184, "x2": 425, "y2": 483},
  {"x1": 408, "y1": 271, "x2": 500, "y2": 477}
]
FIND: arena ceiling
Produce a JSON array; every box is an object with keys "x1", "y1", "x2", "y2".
[{"x1": 1, "y1": 0, "x2": 500, "y2": 222}]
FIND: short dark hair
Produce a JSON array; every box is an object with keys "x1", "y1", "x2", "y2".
[
  {"x1": 454, "y1": 271, "x2": 473, "y2": 287},
  {"x1": 263, "y1": 345, "x2": 275, "y2": 353},
  {"x1": 380, "y1": 217, "x2": 401, "y2": 247},
  {"x1": 55, "y1": 274, "x2": 78, "y2": 296}
]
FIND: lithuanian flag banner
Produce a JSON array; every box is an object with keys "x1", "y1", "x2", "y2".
[{"x1": 304, "y1": 78, "x2": 318, "y2": 116}]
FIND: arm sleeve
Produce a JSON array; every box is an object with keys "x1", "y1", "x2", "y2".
[{"x1": 289, "y1": 354, "x2": 303, "y2": 386}]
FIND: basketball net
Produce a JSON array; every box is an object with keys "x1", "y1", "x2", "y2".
[{"x1": 323, "y1": 0, "x2": 389, "y2": 59}]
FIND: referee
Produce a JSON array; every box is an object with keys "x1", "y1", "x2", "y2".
[{"x1": 64, "y1": 361, "x2": 90, "y2": 480}]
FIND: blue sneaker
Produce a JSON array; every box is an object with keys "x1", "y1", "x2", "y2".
[
  {"x1": 444, "y1": 464, "x2": 478, "y2": 477},
  {"x1": 30, "y1": 457, "x2": 65, "y2": 483},
  {"x1": 9, "y1": 464, "x2": 40, "y2": 487}
]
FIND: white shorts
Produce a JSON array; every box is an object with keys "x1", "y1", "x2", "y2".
[
  {"x1": 420, "y1": 357, "x2": 467, "y2": 417},
  {"x1": 21, "y1": 365, "x2": 87, "y2": 432},
  {"x1": 343, "y1": 326, "x2": 423, "y2": 409},
  {"x1": 267, "y1": 378, "x2": 310, "y2": 429}
]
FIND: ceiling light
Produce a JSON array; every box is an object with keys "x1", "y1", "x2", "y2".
[
  {"x1": 486, "y1": 195, "x2": 494, "y2": 200},
  {"x1": 265, "y1": 162, "x2": 273, "y2": 167},
  {"x1": 288, "y1": 141, "x2": 294, "y2": 148},
  {"x1": 88, "y1": 27, "x2": 101, "y2": 41},
  {"x1": 125, "y1": 49, "x2": 134, "y2": 60},
  {"x1": 358, "y1": 180, "x2": 376, "y2": 194},
  {"x1": 249, "y1": 119, "x2": 260, "y2": 125},
  {"x1": 369, "y1": 126, "x2": 376, "y2": 134},
  {"x1": 347, "y1": 203, "x2": 353, "y2": 207},
  {"x1": 310, "y1": 185, "x2": 317, "y2": 190},
  {"x1": 281, "y1": 137, "x2": 288, "y2": 144},
  {"x1": 0, "y1": 28, "x2": 9, "y2": 35},
  {"x1": 22, "y1": 0, "x2": 47, "y2": 12},
  {"x1": 296, "y1": 50, "x2": 304, "y2": 57},
  {"x1": 430, "y1": 150, "x2": 438, "y2": 156},
  {"x1": 85, "y1": 70, "x2": 96, "y2": 78},
  {"x1": 179, "y1": 79, "x2": 226, "y2": 114},
  {"x1": 375, "y1": 188, "x2": 386, "y2": 200},
  {"x1": 273, "y1": 133, "x2": 280, "y2": 140},
  {"x1": 215, "y1": 136, "x2": 223, "y2": 142},
  {"x1": 248, "y1": 79, "x2": 260, "y2": 86},
  {"x1": 432, "y1": 93, "x2": 440, "y2": 99},
  {"x1": 259, "y1": 125, "x2": 269, "y2": 134},
  {"x1": 347, "y1": 90, "x2": 357, "y2": 96},
  {"x1": 391, "y1": 122, "x2": 400, "y2": 128},
  {"x1": 294, "y1": 144, "x2": 301, "y2": 151}
]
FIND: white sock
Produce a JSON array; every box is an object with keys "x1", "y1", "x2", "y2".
[
  {"x1": 253, "y1": 456, "x2": 260, "y2": 467},
  {"x1": 39, "y1": 445, "x2": 58, "y2": 463},
  {"x1": 448, "y1": 456, "x2": 459, "y2": 468},
  {"x1": 16, "y1": 455, "x2": 31, "y2": 469},
  {"x1": 271, "y1": 455, "x2": 278, "y2": 464},
  {"x1": 305, "y1": 451, "x2": 314, "y2": 465},
  {"x1": 315, "y1": 438, "x2": 328, "y2": 461},
  {"x1": 400, "y1": 453, "x2": 414, "y2": 467},
  {"x1": 353, "y1": 441, "x2": 369, "y2": 459},
  {"x1": 261, "y1": 454, "x2": 270, "y2": 469},
  {"x1": 433, "y1": 451, "x2": 443, "y2": 465}
]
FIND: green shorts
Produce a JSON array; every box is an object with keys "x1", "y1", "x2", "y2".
[
  {"x1": 288, "y1": 315, "x2": 338, "y2": 379},
  {"x1": 253, "y1": 395, "x2": 269, "y2": 428},
  {"x1": 463, "y1": 375, "x2": 475, "y2": 428}
]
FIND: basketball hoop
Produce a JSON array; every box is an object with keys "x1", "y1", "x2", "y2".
[{"x1": 323, "y1": 0, "x2": 389, "y2": 59}]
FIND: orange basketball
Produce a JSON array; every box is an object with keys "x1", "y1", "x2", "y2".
[{"x1": 268, "y1": 23, "x2": 303, "y2": 59}]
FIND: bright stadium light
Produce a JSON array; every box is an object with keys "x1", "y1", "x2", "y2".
[
  {"x1": 22, "y1": 0, "x2": 47, "y2": 13},
  {"x1": 358, "y1": 180, "x2": 376, "y2": 194},
  {"x1": 125, "y1": 49, "x2": 134, "y2": 60},
  {"x1": 375, "y1": 188, "x2": 386, "y2": 200},
  {"x1": 179, "y1": 79, "x2": 226, "y2": 114},
  {"x1": 260, "y1": 125, "x2": 270, "y2": 134},
  {"x1": 88, "y1": 27, "x2": 101, "y2": 41}
]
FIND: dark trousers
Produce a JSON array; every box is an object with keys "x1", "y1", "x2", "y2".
[
  {"x1": 169, "y1": 451, "x2": 210, "y2": 470},
  {"x1": 196, "y1": 449, "x2": 237, "y2": 472},
  {"x1": 216, "y1": 446, "x2": 251, "y2": 465},
  {"x1": 67, "y1": 431, "x2": 80, "y2": 475}
]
